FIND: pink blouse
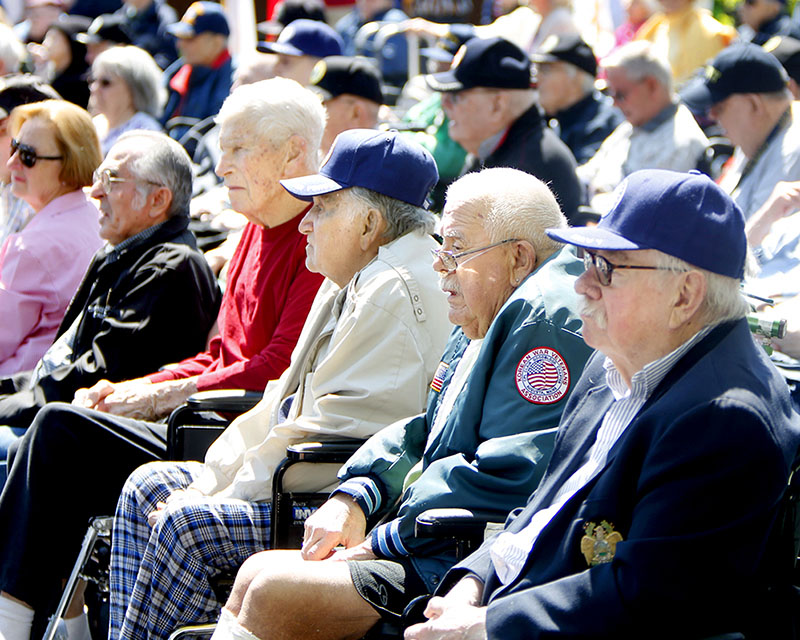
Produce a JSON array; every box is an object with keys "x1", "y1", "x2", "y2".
[{"x1": 0, "y1": 190, "x2": 102, "y2": 376}]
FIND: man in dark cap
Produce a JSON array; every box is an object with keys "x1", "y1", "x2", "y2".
[
  {"x1": 531, "y1": 33, "x2": 623, "y2": 164},
  {"x1": 161, "y1": 1, "x2": 232, "y2": 149},
  {"x1": 257, "y1": 18, "x2": 343, "y2": 84},
  {"x1": 307, "y1": 55, "x2": 383, "y2": 151},
  {"x1": 764, "y1": 34, "x2": 800, "y2": 98},
  {"x1": 405, "y1": 168, "x2": 800, "y2": 640},
  {"x1": 76, "y1": 12, "x2": 132, "y2": 64},
  {"x1": 425, "y1": 36, "x2": 581, "y2": 224},
  {"x1": 738, "y1": 0, "x2": 800, "y2": 45},
  {"x1": 684, "y1": 41, "x2": 800, "y2": 218}
]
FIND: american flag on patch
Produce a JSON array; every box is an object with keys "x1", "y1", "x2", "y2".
[
  {"x1": 430, "y1": 361, "x2": 449, "y2": 393},
  {"x1": 527, "y1": 358, "x2": 559, "y2": 390}
]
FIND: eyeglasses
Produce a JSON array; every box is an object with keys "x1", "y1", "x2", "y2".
[
  {"x1": 431, "y1": 238, "x2": 520, "y2": 271},
  {"x1": 581, "y1": 249, "x2": 681, "y2": 286},
  {"x1": 93, "y1": 168, "x2": 161, "y2": 195},
  {"x1": 10, "y1": 139, "x2": 63, "y2": 168}
]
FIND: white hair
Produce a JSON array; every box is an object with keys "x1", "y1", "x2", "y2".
[
  {"x1": 445, "y1": 167, "x2": 566, "y2": 260},
  {"x1": 0, "y1": 25, "x2": 26, "y2": 74},
  {"x1": 653, "y1": 252, "x2": 750, "y2": 325},
  {"x1": 602, "y1": 40, "x2": 673, "y2": 94},
  {"x1": 563, "y1": 63, "x2": 597, "y2": 94},
  {"x1": 92, "y1": 46, "x2": 166, "y2": 117},
  {"x1": 216, "y1": 77, "x2": 326, "y2": 170}
]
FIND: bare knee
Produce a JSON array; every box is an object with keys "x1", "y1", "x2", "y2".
[{"x1": 226, "y1": 551, "x2": 302, "y2": 615}]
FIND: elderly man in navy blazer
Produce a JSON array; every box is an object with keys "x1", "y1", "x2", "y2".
[{"x1": 406, "y1": 169, "x2": 800, "y2": 640}]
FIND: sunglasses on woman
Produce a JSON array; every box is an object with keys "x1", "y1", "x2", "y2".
[{"x1": 11, "y1": 139, "x2": 63, "y2": 168}]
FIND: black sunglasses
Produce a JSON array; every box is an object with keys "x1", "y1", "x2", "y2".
[{"x1": 11, "y1": 138, "x2": 63, "y2": 168}]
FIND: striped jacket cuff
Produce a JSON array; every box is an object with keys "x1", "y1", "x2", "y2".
[
  {"x1": 333, "y1": 478, "x2": 382, "y2": 516},
  {"x1": 371, "y1": 520, "x2": 411, "y2": 558}
]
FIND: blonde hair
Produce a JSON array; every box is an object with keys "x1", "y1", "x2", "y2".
[{"x1": 9, "y1": 99, "x2": 101, "y2": 189}]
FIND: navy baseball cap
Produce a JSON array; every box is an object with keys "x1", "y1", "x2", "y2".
[
  {"x1": 280, "y1": 129, "x2": 439, "y2": 208},
  {"x1": 425, "y1": 36, "x2": 532, "y2": 92},
  {"x1": 258, "y1": 19, "x2": 343, "y2": 58},
  {"x1": 308, "y1": 56, "x2": 383, "y2": 104},
  {"x1": 167, "y1": 2, "x2": 230, "y2": 38},
  {"x1": 680, "y1": 42, "x2": 788, "y2": 112},
  {"x1": 546, "y1": 169, "x2": 746, "y2": 279},
  {"x1": 531, "y1": 33, "x2": 598, "y2": 77}
]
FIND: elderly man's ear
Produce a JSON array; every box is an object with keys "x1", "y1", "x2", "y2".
[
  {"x1": 148, "y1": 186, "x2": 173, "y2": 220},
  {"x1": 282, "y1": 135, "x2": 310, "y2": 177},
  {"x1": 668, "y1": 270, "x2": 707, "y2": 329},
  {"x1": 509, "y1": 240, "x2": 537, "y2": 286},
  {"x1": 358, "y1": 207, "x2": 387, "y2": 251}
]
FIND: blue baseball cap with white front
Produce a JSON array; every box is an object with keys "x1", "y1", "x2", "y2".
[
  {"x1": 280, "y1": 129, "x2": 439, "y2": 208},
  {"x1": 546, "y1": 169, "x2": 746, "y2": 279},
  {"x1": 257, "y1": 19, "x2": 343, "y2": 58}
]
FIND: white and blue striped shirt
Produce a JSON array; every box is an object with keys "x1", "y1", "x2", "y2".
[{"x1": 490, "y1": 326, "x2": 712, "y2": 585}]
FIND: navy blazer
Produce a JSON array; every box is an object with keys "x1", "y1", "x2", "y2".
[{"x1": 447, "y1": 318, "x2": 800, "y2": 639}]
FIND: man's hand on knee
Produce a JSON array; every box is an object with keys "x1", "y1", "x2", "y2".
[
  {"x1": 147, "y1": 488, "x2": 204, "y2": 528},
  {"x1": 301, "y1": 494, "x2": 367, "y2": 560},
  {"x1": 404, "y1": 578, "x2": 488, "y2": 640}
]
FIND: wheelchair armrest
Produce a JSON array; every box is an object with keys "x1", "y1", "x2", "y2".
[
  {"x1": 183, "y1": 389, "x2": 262, "y2": 413},
  {"x1": 415, "y1": 508, "x2": 502, "y2": 540},
  {"x1": 285, "y1": 439, "x2": 366, "y2": 464}
]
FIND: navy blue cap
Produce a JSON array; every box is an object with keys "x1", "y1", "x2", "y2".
[
  {"x1": 680, "y1": 42, "x2": 788, "y2": 112},
  {"x1": 280, "y1": 129, "x2": 439, "y2": 208},
  {"x1": 308, "y1": 56, "x2": 383, "y2": 104},
  {"x1": 425, "y1": 36, "x2": 532, "y2": 92},
  {"x1": 531, "y1": 33, "x2": 598, "y2": 77},
  {"x1": 167, "y1": 2, "x2": 229, "y2": 38},
  {"x1": 546, "y1": 169, "x2": 747, "y2": 279},
  {"x1": 258, "y1": 19, "x2": 343, "y2": 57}
]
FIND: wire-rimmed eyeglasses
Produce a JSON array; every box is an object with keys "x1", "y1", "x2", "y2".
[
  {"x1": 92, "y1": 168, "x2": 162, "y2": 195},
  {"x1": 431, "y1": 238, "x2": 520, "y2": 271}
]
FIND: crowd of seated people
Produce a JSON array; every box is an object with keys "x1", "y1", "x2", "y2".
[{"x1": 1, "y1": 0, "x2": 800, "y2": 638}]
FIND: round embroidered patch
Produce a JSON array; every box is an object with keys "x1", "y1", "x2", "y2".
[{"x1": 515, "y1": 347, "x2": 570, "y2": 404}]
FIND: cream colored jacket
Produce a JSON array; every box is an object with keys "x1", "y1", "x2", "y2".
[{"x1": 189, "y1": 230, "x2": 452, "y2": 501}]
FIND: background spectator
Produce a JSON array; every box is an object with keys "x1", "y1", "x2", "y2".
[
  {"x1": 36, "y1": 14, "x2": 92, "y2": 107},
  {"x1": 112, "y1": 0, "x2": 177, "y2": 69},
  {"x1": 88, "y1": 45, "x2": 164, "y2": 155},
  {"x1": 76, "y1": 13, "x2": 133, "y2": 65},
  {"x1": 257, "y1": 18, "x2": 344, "y2": 83}
]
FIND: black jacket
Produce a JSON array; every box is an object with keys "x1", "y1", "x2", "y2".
[
  {"x1": 464, "y1": 105, "x2": 582, "y2": 224},
  {"x1": 0, "y1": 215, "x2": 221, "y2": 428}
]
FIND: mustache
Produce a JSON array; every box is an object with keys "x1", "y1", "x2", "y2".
[
  {"x1": 439, "y1": 273, "x2": 462, "y2": 295},
  {"x1": 578, "y1": 296, "x2": 607, "y2": 330}
]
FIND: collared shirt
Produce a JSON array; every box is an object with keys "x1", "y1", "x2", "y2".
[{"x1": 490, "y1": 326, "x2": 712, "y2": 585}]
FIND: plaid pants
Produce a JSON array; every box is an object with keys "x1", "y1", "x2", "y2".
[{"x1": 109, "y1": 461, "x2": 272, "y2": 640}]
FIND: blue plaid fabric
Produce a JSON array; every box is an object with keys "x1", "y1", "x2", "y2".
[{"x1": 110, "y1": 461, "x2": 272, "y2": 640}]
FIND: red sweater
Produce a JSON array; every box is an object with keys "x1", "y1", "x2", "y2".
[{"x1": 148, "y1": 213, "x2": 323, "y2": 391}]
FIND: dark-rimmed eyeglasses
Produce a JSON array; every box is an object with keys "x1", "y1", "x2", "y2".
[
  {"x1": 11, "y1": 139, "x2": 62, "y2": 168},
  {"x1": 581, "y1": 249, "x2": 680, "y2": 286},
  {"x1": 93, "y1": 168, "x2": 162, "y2": 195},
  {"x1": 431, "y1": 238, "x2": 520, "y2": 271}
]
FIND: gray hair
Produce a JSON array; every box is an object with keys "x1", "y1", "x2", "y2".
[
  {"x1": 0, "y1": 25, "x2": 26, "y2": 73},
  {"x1": 349, "y1": 186, "x2": 435, "y2": 240},
  {"x1": 445, "y1": 167, "x2": 566, "y2": 262},
  {"x1": 653, "y1": 252, "x2": 750, "y2": 326},
  {"x1": 602, "y1": 41, "x2": 673, "y2": 94},
  {"x1": 117, "y1": 130, "x2": 193, "y2": 218},
  {"x1": 216, "y1": 77, "x2": 326, "y2": 170},
  {"x1": 92, "y1": 46, "x2": 166, "y2": 117}
]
